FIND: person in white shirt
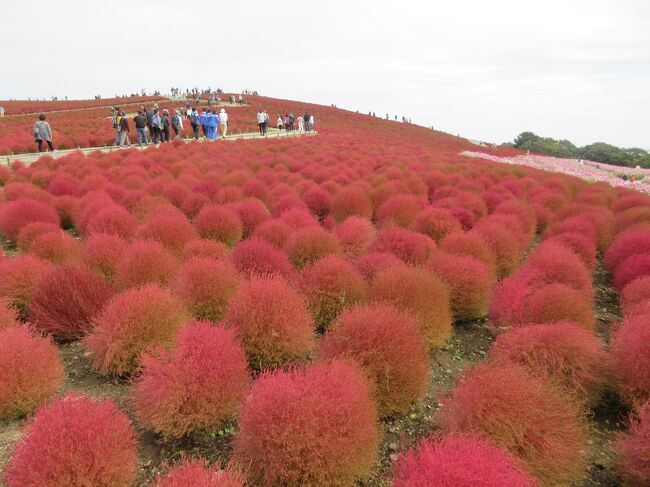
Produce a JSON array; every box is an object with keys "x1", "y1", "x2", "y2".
[
  {"x1": 220, "y1": 108, "x2": 229, "y2": 138},
  {"x1": 257, "y1": 110, "x2": 265, "y2": 135},
  {"x1": 297, "y1": 115, "x2": 304, "y2": 132},
  {"x1": 309, "y1": 114, "x2": 315, "y2": 131},
  {"x1": 0, "y1": 107, "x2": 5, "y2": 117}
]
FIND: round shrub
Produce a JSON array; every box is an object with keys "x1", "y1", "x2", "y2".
[
  {"x1": 330, "y1": 187, "x2": 373, "y2": 222},
  {"x1": 84, "y1": 284, "x2": 189, "y2": 376},
  {"x1": 604, "y1": 228, "x2": 650, "y2": 272},
  {"x1": 151, "y1": 459, "x2": 245, "y2": 487},
  {"x1": 0, "y1": 255, "x2": 52, "y2": 312},
  {"x1": 0, "y1": 198, "x2": 59, "y2": 242},
  {"x1": 82, "y1": 233, "x2": 127, "y2": 280},
  {"x1": 371, "y1": 226, "x2": 436, "y2": 265},
  {"x1": 614, "y1": 206, "x2": 650, "y2": 234},
  {"x1": 284, "y1": 226, "x2": 341, "y2": 268},
  {"x1": 137, "y1": 206, "x2": 198, "y2": 254},
  {"x1": 194, "y1": 204, "x2": 243, "y2": 246},
  {"x1": 546, "y1": 232, "x2": 597, "y2": 273},
  {"x1": 413, "y1": 206, "x2": 462, "y2": 243},
  {"x1": 354, "y1": 251, "x2": 403, "y2": 280},
  {"x1": 174, "y1": 257, "x2": 240, "y2": 321},
  {"x1": 278, "y1": 207, "x2": 319, "y2": 229},
  {"x1": 391, "y1": 434, "x2": 540, "y2": 487},
  {"x1": 230, "y1": 238, "x2": 294, "y2": 279},
  {"x1": 16, "y1": 221, "x2": 60, "y2": 251},
  {"x1": 29, "y1": 230, "x2": 83, "y2": 264},
  {"x1": 183, "y1": 238, "x2": 230, "y2": 260},
  {"x1": 4, "y1": 394, "x2": 138, "y2": 487},
  {"x1": 114, "y1": 239, "x2": 180, "y2": 289},
  {"x1": 28, "y1": 264, "x2": 114, "y2": 339},
  {"x1": 0, "y1": 297, "x2": 19, "y2": 331},
  {"x1": 491, "y1": 322, "x2": 611, "y2": 406},
  {"x1": 86, "y1": 204, "x2": 138, "y2": 239},
  {"x1": 620, "y1": 276, "x2": 650, "y2": 316},
  {"x1": 233, "y1": 198, "x2": 271, "y2": 237},
  {"x1": 375, "y1": 194, "x2": 425, "y2": 228},
  {"x1": 521, "y1": 282, "x2": 595, "y2": 330},
  {"x1": 441, "y1": 361, "x2": 588, "y2": 485},
  {"x1": 369, "y1": 264, "x2": 452, "y2": 348},
  {"x1": 334, "y1": 216, "x2": 376, "y2": 258},
  {"x1": 233, "y1": 360, "x2": 379, "y2": 486},
  {"x1": 302, "y1": 185, "x2": 332, "y2": 218},
  {"x1": 252, "y1": 218, "x2": 292, "y2": 248},
  {"x1": 439, "y1": 232, "x2": 496, "y2": 278},
  {"x1": 0, "y1": 326, "x2": 64, "y2": 419},
  {"x1": 319, "y1": 303, "x2": 429, "y2": 415},
  {"x1": 428, "y1": 252, "x2": 493, "y2": 321},
  {"x1": 615, "y1": 402, "x2": 650, "y2": 486},
  {"x1": 134, "y1": 321, "x2": 250, "y2": 439},
  {"x1": 224, "y1": 275, "x2": 315, "y2": 369},
  {"x1": 613, "y1": 253, "x2": 650, "y2": 291},
  {"x1": 300, "y1": 255, "x2": 367, "y2": 332},
  {"x1": 611, "y1": 315, "x2": 650, "y2": 406},
  {"x1": 474, "y1": 220, "x2": 523, "y2": 278}
]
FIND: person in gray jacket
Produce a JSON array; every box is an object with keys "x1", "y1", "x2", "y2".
[{"x1": 33, "y1": 114, "x2": 54, "y2": 152}]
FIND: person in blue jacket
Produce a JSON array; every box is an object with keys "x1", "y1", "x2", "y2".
[
  {"x1": 200, "y1": 109, "x2": 210, "y2": 140},
  {"x1": 208, "y1": 109, "x2": 219, "y2": 140}
]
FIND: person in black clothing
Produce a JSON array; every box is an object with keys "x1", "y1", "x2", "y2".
[
  {"x1": 144, "y1": 106, "x2": 154, "y2": 142},
  {"x1": 162, "y1": 109, "x2": 171, "y2": 142},
  {"x1": 189, "y1": 108, "x2": 200, "y2": 140},
  {"x1": 118, "y1": 112, "x2": 130, "y2": 146},
  {"x1": 133, "y1": 110, "x2": 148, "y2": 147}
]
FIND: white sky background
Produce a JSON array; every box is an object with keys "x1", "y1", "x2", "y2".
[{"x1": 1, "y1": 0, "x2": 649, "y2": 148}]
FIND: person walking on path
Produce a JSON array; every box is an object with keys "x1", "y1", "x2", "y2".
[
  {"x1": 309, "y1": 114, "x2": 315, "y2": 132},
  {"x1": 144, "y1": 106, "x2": 154, "y2": 142},
  {"x1": 112, "y1": 109, "x2": 123, "y2": 145},
  {"x1": 257, "y1": 110, "x2": 265, "y2": 135},
  {"x1": 200, "y1": 109, "x2": 210, "y2": 140},
  {"x1": 219, "y1": 108, "x2": 228, "y2": 138},
  {"x1": 116, "y1": 111, "x2": 130, "y2": 146},
  {"x1": 189, "y1": 108, "x2": 200, "y2": 140},
  {"x1": 134, "y1": 110, "x2": 148, "y2": 147},
  {"x1": 297, "y1": 114, "x2": 304, "y2": 132},
  {"x1": 172, "y1": 110, "x2": 183, "y2": 139},
  {"x1": 263, "y1": 110, "x2": 270, "y2": 135},
  {"x1": 151, "y1": 109, "x2": 163, "y2": 144},
  {"x1": 0, "y1": 106, "x2": 5, "y2": 117},
  {"x1": 207, "y1": 109, "x2": 219, "y2": 140},
  {"x1": 304, "y1": 112, "x2": 310, "y2": 131},
  {"x1": 33, "y1": 113, "x2": 54, "y2": 152},
  {"x1": 162, "y1": 109, "x2": 171, "y2": 142},
  {"x1": 277, "y1": 114, "x2": 284, "y2": 131}
]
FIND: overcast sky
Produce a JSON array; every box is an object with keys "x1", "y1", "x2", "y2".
[{"x1": 2, "y1": 0, "x2": 649, "y2": 148}]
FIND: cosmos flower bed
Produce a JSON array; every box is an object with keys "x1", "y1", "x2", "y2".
[{"x1": 0, "y1": 95, "x2": 649, "y2": 486}]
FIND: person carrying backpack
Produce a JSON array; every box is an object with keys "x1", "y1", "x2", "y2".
[
  {"x1": 162, "y1": 109, "x2": 171, "y2": 142},
  {"x1": 134, "y1": 110, "x2": 148, "y2": 147},
  {"x1": 189, "y1": 108, "x2": 200, "y2": 140},
  {"x1": 172, "y1": 110, "x2": 183, "y2": 139}
]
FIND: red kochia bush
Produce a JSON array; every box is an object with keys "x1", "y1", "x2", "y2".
[
  {"x1": 520, "y1": 241, "x2": 592, "y2": 295},
  {"x1": 414, "y1": 207, "x2": 462, "y2": 243},
  {"x1": 474, "y1": 220, "x2": 523, "y2": 278},
  {"x1": 86, "y1": 204, "x2": 138, "y2": 239},
  {"x1": 391, "y1": 434, "x2": 540, "y2": 487},
  {"x1": 230, "y1": 238, "x2": 295, "y2": 279},
  {"x1": 375, "y1": 194, "x2": 425, "y2": 228},
  {"x1": 84, "y1": 285, "x2": 189, "y2": 376},
  {"x1": 334, "y1": 216, "x2": 376, "y2": 257},
  {"x1": 371, "y1": 226, "x2": 436, "y2": 265},
  {"x1": 0, "y1": 326, "x2": 64, "y2": 419},
  {"x1": 611, "y1": 315, "x2": 650, "y2": 406},
  {"x1": 620, "y1": 276, "x2": 650, "y2": 316},
  {"x1": 233, "y1": 360, "x2": 379, "y2": 486},
  {"x1": 613, "y1": 253, "x2": 650, "y2": 291},
  {"x1": 615, "y1": 402, "x2": 650, "y2": 485},
  {"x1": 183, "y1": 238, "x2": 230, "y2": 260},
  {"x1": 369, "y1": 264, "x2": 452, "y2": 348},
  {"x1": 137, "y1": 206, "x2": 198, "y2": 254},
  {"x1": 16, "y1": 221, "x2": 60, "y2": 251},
  {"x1": 28, "y1": 264, "x2": 114, "y2": 339},
  {"x1": 319, "y1": 303, "x2": 429, "y2": 415},
  {"x1": 194, "y1": 204, "x2": 243, "y2": 246},
  {"x1": 29, "y1": 230, "x2": 83, "y2": 264},
  {"x1": 354, "y1": 251, "x2": 403, "y2": 280},
  {"x1": 174, "y1": 257, "x2": 241, "y2": 321},
  {"x1": 441, "y1": 362, "x2": 587, "y2": 485},
  {"x1": 225, "y1": 275, "x2": 315, "y2": 369},
  {"x1": 330, "y1": 186, "x2": 373, "y2": 222},
  {"x1": 604, "y1": 228, "x2": 650, "y2": 271},
  {"x1": 0, "y1": 255, "x2": 52, "y2": 311},
  {"x1": 546, "y1": 232, "x2": 597, "y2": 273},
  {"x1": 82, "y1": 233, "x2": 127, "y2": 280},
  {"x1": 0, "y1": 297, "x2": 19, "y2": 330},
  {"x1": 134, "y1": 321, "x2": 250, "y2": 438},
  {"x1": 152, "y1": 459, "x2": 245, "y2": 487},
  {"x1": 0, "y1": 198, "x2": 60, "y2": 241},
  {"x1": 428, "y1": 252, "x2": 493, "y2": 321},
  {"x1": 439, "y1": 232, "x2": 496, "y2": 278},
  {"x1": 285, "y1": 225, "x2": 341, "y2": 267},
  {"x1": 252, "y1": 218, "x2": 292, "y2": 248},
  {"x1": 491, "y1": 322, "x2": 611, "y2": 406},
  {"x1": 522, "y1": 282, "x2": 596, "y2": 330},
  {"x1": 233, "y1": 198, "x2": 271, "y2": 237},
  {"x1": 4, "y1": 394, "x2": 138, "y2": 487},
  {"x1": 115, "y1": 239, "x2": 180, "y2": 289},
  {"x1": 300, "y1": 255, "x2": 367, "y2": 332}
]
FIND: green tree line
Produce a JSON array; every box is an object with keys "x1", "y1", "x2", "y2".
[{"x1": 508, "y1": 132, "x2": 650, "y2": 168}]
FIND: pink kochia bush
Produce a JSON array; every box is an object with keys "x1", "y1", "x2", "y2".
[
  {"x1": 84, "y1": 284, "x2": 189, "y2": 376},
  {"x1": 151, "y1": 459, "x2": 245, "y2": 487},
  {"x1": 115, "y1": 239, "x2": 180, "y2": 289},
  {"x1": 194, "y1": 204, "x2": 243, "y2": 246},
  {"x1": 137, "y1": 206, "x2": 198, "y2": 253},
  {"x1": 284, "y1": 225, "x2": 341, "y2": 267},
  {"x1": 620, "y1": 276, "x2": 650, "y2": 316},
  {"x1": 29, "y1": 230, "x2": 83, "y2": 264},
  {"x1": 0, "y1": 198, "x2": 59, "y2": 241},
  {"x1": 391, "y1": 434, "x2": 540, "y2": 487},
  {"x1": 230, "y1": 237, "x2": 295, "y2": 279},
  {"x1": 0, "y1": 255, "x2": 52, "y2": 312},
  {"x1": 28, "y1": 264, "x2": 114, "y2": 339},
  {"x1": 319, "y1": 303, "x2": 429, "y2": 415},
  {"x1": 174, "y1": 257, "x2": 241, "y2": 321},
  {"x1": 0, "y1": 326, "x2": 64, "y2": 419},
  {"x1": 233, "y1": 360, "x2": 379, "y2": 486},
  {"x1": 371, "y1": 226, "x2": 435, "y2": 265},
  {"x1": 0, "y1": 297, "x2": 19, "y2": 330},
  {"x1": 491, "y1": 322, "x2": 611, "y2": 406},
  {"x1": 615, "y1": 401, "x2": 650, "y2": 485},
  {"x1": 369, "y1": 264, "x2": 452, "y2": 348},
  {"x1": 300, "y1": 255, "x2": 367, "y2": 332},
  {"x1": 225, "y1": 275, "x2": 315, "y2": 369},
  {"x1": 611, "y1": 315, "x2": 650, "y2": 406},
  {"x1": 4, "y1": 394, "x2": 139, "y2": 487},
  {"x1": 134, "y1": 321, "x2": 250, "y2": 439},
  {"x1": 333, "y1": 216, "x2": 376, "y2": 257},
  {"x1": 441, "y1": 362, "x2": 587, "y2": 485},
  {"x1": 86, "y1": 204, "x2": 138, "y2": 239},
  {"x1": 612, "y1": 253, "x2": 650, "y2": 291},
  {"x1": 413, "y1": 206, "x2": 462, "y2": 243},
  {"x1": 82, "y1": 233, "x2": 128, "y2": 280}
]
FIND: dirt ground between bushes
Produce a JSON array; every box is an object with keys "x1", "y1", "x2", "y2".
[{"x1": 0, "y1": 257, "x2": 628, "y2": 486}]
